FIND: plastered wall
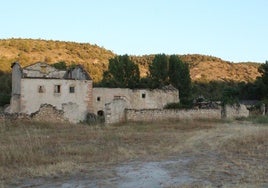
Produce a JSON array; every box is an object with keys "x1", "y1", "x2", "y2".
[{"x1": 19, "y1": 78, "x2": 92, "y2": 123}]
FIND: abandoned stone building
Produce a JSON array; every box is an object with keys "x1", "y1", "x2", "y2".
[
  {"x1": 92, "y1": 86, "x2": 179, "y2": 124},
  {"x1": 6, "y1": 62, "x2": 93, "y2": 123},
  {"x1": 92, "y1": 86, "x2": 179, "y2": 116},
  {"x1": 6, "y1": 62, "x2": 180, "y2": 123}
]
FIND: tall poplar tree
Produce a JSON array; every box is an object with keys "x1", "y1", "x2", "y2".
[
  {"x1": 101, "y1": 55, "x2": 140, "y2": 88},
  {"x1": 168, "y1": 55, "x2": 192, "y2": 103},
  {"x1": 149, "y1": 54, "x2": 169, "y2": 88}
]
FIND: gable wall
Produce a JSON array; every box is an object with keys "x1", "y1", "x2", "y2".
[{"x1": 23, "y1": 63, "x2": 66, "y2": 78}]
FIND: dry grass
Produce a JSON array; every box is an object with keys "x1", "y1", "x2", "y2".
[
  {"x1": 0, "y1": 119, "x2": 267, "y2": 187},
  {"x1": 0, "y1": 120, "x2": 214, "y2": 182},
  {"x1": 187, "y1": 122, "x2": 268, "y2": 187}
]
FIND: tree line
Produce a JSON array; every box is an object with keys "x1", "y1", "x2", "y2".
[
  {"x1": 97, "y1": 54, "x2": 192, "y2": 105},
  {"x1": 1, "y1": 58, "x2": 268, "y2": 109},
  {"x1": 97, "y1": 55, "x2": 268, "y2": 108}
]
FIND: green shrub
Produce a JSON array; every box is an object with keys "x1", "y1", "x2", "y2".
[
  {"x1": 84, "y1": 113, "x2": 104, "y2": 125},
  {"x1": 252, "y1": 116, "x2": 268, "y2": 124},
  {"x1": 164, "y1": 102, "x2": 193, "y2": 109},
  {"x1": 0, "y1": 93, "x2": 10, "y2": 106}
]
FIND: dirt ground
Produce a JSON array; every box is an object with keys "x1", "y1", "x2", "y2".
[{"x1": 1, "y1": 119, "x2": 267, "y2": 188}]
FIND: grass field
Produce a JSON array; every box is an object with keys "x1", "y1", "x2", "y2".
[{"x1": 0, "y1": 118, "x2": 267, "y2": 187}]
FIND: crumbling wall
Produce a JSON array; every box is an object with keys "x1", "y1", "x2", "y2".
[
  {"x1": 222, "y1": 104, "x2": 249, "y2": 119},
  {"x1": 7, "y1": 62, "x2": 22, "y2": 113},
  {"x1": 17, "y1": 78, "x2": 92, "y2": 123},
  {"x1": 31, "y1": 104, "x2": 67, "y2": 122},
  {"x1": 1, "y1": 104, "x2": 81, "y2": 123},
  {"x1": 22, "y1": 62, "x2": 66, "y2": 78},
  {"x1": 62, "y1": 102, "x2": 82, "y2": 123},
  {"x1": 105, "y1": 99, "x2": 128, "y2": 124},
  {"x1": 0, "y1": 113, "x2": 31, "y2": 122}
]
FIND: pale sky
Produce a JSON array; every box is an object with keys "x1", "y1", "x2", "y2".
[{"x1": 0, "y1": 0, "x2": 267, "y2": 62}]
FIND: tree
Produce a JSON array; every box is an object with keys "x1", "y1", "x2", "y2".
[
  {"x1": 0, "y1": 71, "x2": 11, "y2": 106},
  {"x1": 101, "y1": 55, "x2": 140, "y2": 88},
  {"x1": 221, "y1": 87, "x2": 239, "y2": 106},
  {"x1": 149, "y1": 54, "x2": 169, "y2": 88},
  {"x1": 257, "y1": 61, "x2": 268, "y2": 99},
  {"x1": 169, "y1": 55, "x2": 192, "y2": 103}
]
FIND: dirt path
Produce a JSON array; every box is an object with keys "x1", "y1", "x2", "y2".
[
  {"x1": 11, "y1": 154, "x2": 268, "y2": 188},
  {"x1": 10, "y1": 157, "x2": 197, "y2": 187}
]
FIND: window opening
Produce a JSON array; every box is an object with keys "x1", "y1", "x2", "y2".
[
  {"x1": 142, "y1": 93, "x2": 146, "y2": 98},
  {"x1": 54, "y1": 85, "x2": 61, "y2": 93},
  {"x1": 69, "y1": 86, "x2": 75, "y2": 93},
  {"x1": 38, "y1": 86, "x2": 45, "y2": 93},
  {"x1": 97, "y1": 96, "x2": 101, "y2": 101},
  {"x1": 97, "y1": 110, "x2": 104, "y2": 116}
]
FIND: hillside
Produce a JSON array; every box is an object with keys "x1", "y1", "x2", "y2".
[
  {"x1": 0, "y1": 38, "x2": 115, "y2": 82},
  {"x1": 0, "y1": 38, "x2": 261, "y2": 83},
  {"x1": 180, "y1": 54, "x2": 261, "y2": 83}
]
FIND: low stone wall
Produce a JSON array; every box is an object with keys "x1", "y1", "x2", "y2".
[
  {"x1": 222, "y1": 104, "x2": 249, "y2": 119},
  {"x1": 0, "y1": 104, "x2": 67, "y2": 123},
  {"x1": 0, "y1": 112, "x2": 31, "y2": 122},
  {"x1": 125, "y1": 108, "x2": 222, "y2": 122}
]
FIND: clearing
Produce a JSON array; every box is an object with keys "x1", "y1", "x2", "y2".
[{"x1": 0, "y1": 119, "x2": 267, "y2": 187}]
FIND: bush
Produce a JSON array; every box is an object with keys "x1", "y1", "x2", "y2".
[
  {"x1": 251, "y1": 115, "x2": 268, "y2": 124},
  {"x1": 0, "y1": 93, "x2": 10, "y2": 106},
  {"x1": 84, "y1": 113, "x2": 104, "y2": 125},
  {"x1": 164, "y1": 101, "x2": 193, "y2": 109}
]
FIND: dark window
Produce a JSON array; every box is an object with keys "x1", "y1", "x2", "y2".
[
  {"x1": 97, "y1": 97, "x2": 101, "y2": 101},
  {"x1": 69, "y1": 86, "x2": 75, "y2": 93},
  {"x1": 38, "y1": 86, "x2": 45, "y2": 93},
  {"x1": 54, "y1": 85, "x2": 61, "y2": 93},
  {"x1": 142, "y1": 93, "x2": 146, "y2": 98},
  {"x1": 97, "y1": 110, "x2": 104, "y2": 116}
]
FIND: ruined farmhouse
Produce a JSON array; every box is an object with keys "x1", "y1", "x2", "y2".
[
  {"x1": 6, "y1": 62, "x2": 93, "y2": 123},
  {"x1": 6, "y1": 62, "x2": 179, "y2": 123}
]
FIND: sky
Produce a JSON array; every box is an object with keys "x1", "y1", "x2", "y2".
[{"x1": 0, "y1": 0, "x2": 267, "y2": 62}]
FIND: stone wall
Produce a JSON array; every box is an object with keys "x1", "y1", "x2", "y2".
[
  {"x1": 123, "y1": 105, "x2": 249, "y2": 124},
  {"x1": 125, "y1": 108, "x2": 222, "y2": 122},
  {"x1": 222, "y1": 104, "x2": 249, "y2": 119},
  {"x1": 17, "y1": 78, "x2": 92, "y2": 123},
  {"x1": 93, "y1": 87, "x2": 179, "y2": 115},
  {"x1": 0, "y1": 104, "x2": 67, "y2": 123},
  {"x1": 105, "y1": 99, "x2": 128, "y2": 124},
  {"x1": 31, "y1": 104, "x2": 67, "y2": 123},
  {"x1": 0, "y1": 112, "x2": 31, "y2": 122}
]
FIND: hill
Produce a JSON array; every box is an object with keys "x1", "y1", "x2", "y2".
[
  {"x1": 0, "y1": 38, "x2": 115, "y2": 82},
  {"x1": 180, "y1": 54, "x2": 261, "y2": 83},
  {"x1": 130, "y1": 54, "x2": 261, "y2": 83},
  {"x1": 0, "y1": 38, "x2": 262, "y2": 83}
]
